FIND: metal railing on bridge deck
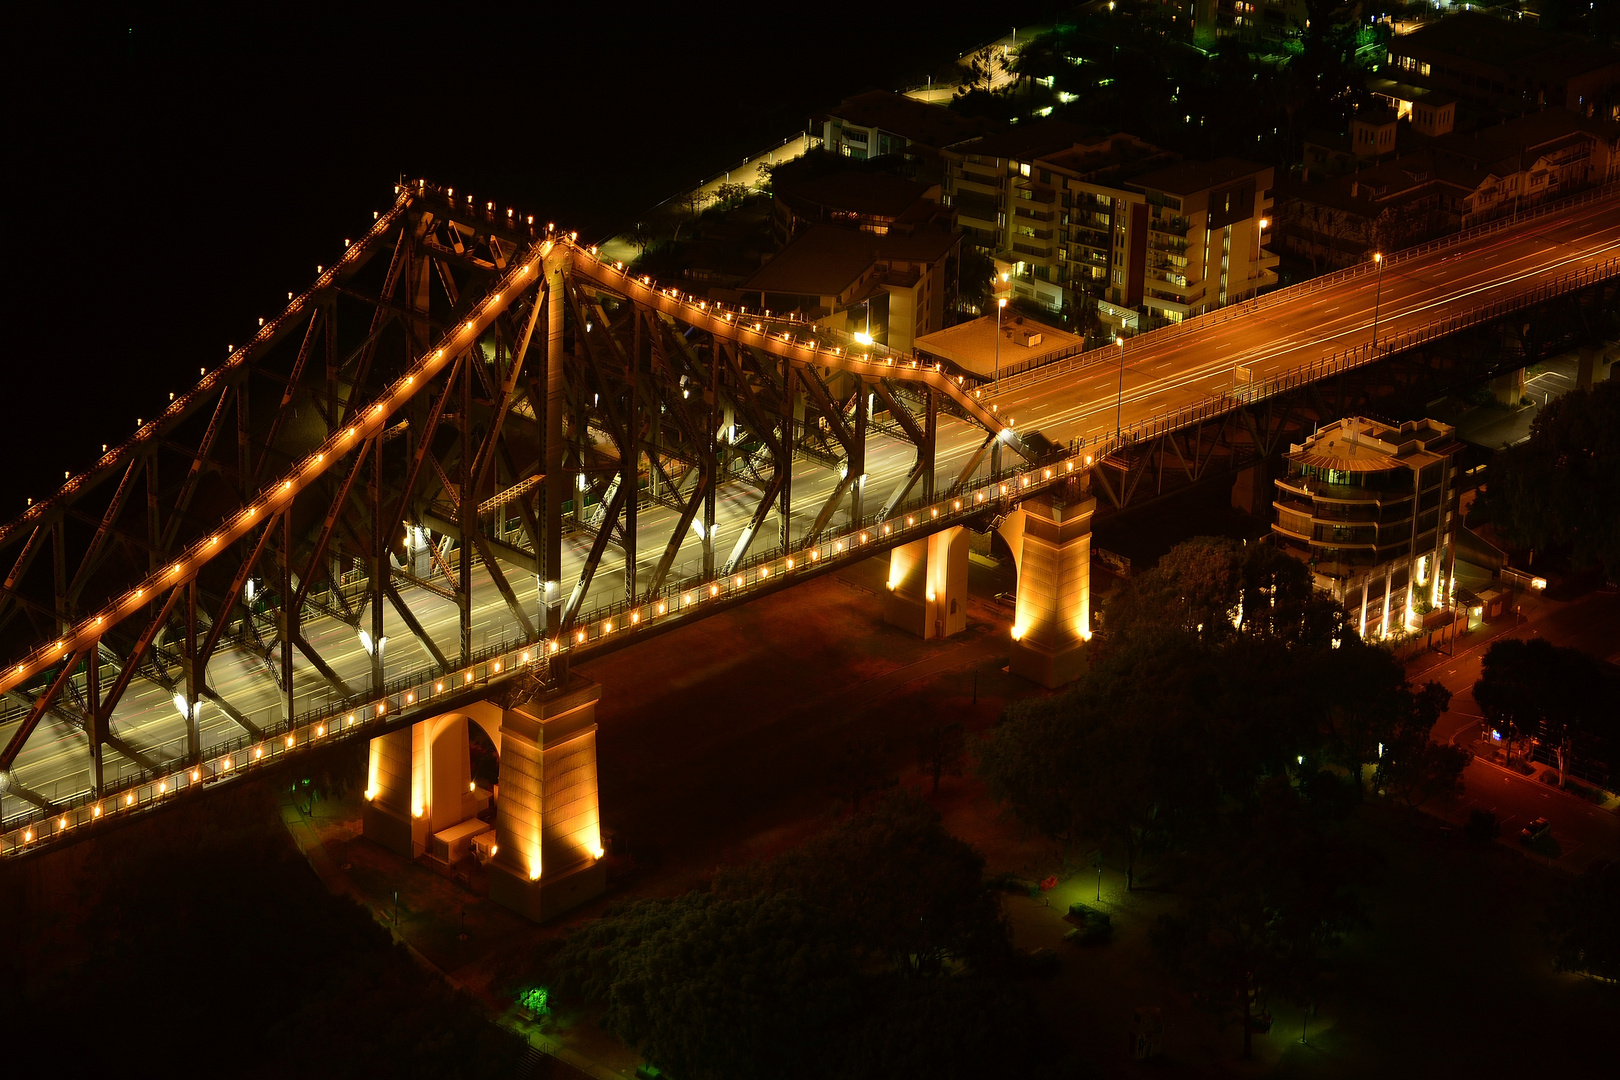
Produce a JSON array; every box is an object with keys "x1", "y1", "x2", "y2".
[
  {"x1": 0, "y1": 429, "x2": 1097, "y2": 858},
  {"x1": 1109, "y1": 256, "x2": 1619, "y2": 448},
  {"x1": 983, "y1": 181, "x2": 1620, "y2": 390}
]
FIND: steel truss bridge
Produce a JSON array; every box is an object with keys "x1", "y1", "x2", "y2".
[{"x1": 2, "y1": 180, "x2": 1616, "y2": 858}]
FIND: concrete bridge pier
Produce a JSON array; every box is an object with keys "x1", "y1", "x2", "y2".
[
  {"x1": 361, "y1": 674, "x2": 607, "y2": 923},
  {"x1": 487, "y1": 673, "x2": 607, "y2": 922},
  {"x1": 1490, "y1": 367, "x2": 1525, "y2": 406},
  {"x1": 999, "y1": 495, "x2": 1095, "y2": 688},
  {"x1": 884, "y1": 526, "x2": 969, "y2": 640}
]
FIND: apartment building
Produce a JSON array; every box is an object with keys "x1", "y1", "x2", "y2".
[
  {"x1": 1280, "y1": 107, "x2": 1620, "y2": 269},
  {"x1": 1272, "y1": 417, "x2": 1462, "y2": 640},
  {"x1": 734, "y1": 224, "x2": 960, "y2": 354},
  {"x1": 1386, "y1": 10, "x2": 1620, "y2": 120},
  {"x1": 941, "y1": 122, "x2": 1276, "y2": 330},
  {"x1": 814, "y1": 91, "x2": 996, "y2": 178}
]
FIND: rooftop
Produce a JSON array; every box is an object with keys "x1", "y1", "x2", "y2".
[
  {"x1": 946, "y1": 119, "x2": 1108, "y2": 162},
  {"x1": 740, "y1": 225, "x2": 958, "y2": 299},
  {"x1": 1287, "y1": 417, "x2": 1459, "y2": 474},
  {"x1": 776, "y1": 171, "x2": 932, "y2": 220},
  {"x1": 914, "y1": 312, "x2": 1082, "y2": 379},
  {"x1": 1393, "y1": 10, "x2": 1619, "y2": 80},
  {"x1": 1131, "y1": 156, "x2": 1269, "y2": 195},
  {"x1": 821, "y1": 91, "x2": 996, "y2": 151}
]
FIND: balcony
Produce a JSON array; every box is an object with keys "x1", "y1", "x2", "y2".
[{"x1": 1150, "y1": 215, "x2": 1191, "y2": 238}]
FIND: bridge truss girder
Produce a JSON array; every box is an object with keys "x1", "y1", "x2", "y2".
[{"x1": 0, "y1": 181, "x2": 1016, "y2": 827}]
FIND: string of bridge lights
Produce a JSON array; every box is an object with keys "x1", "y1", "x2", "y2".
[
  {"x1": 2, "y1": 180, "x2": 1017, "y2": 696},
  {"x1": 3, "y1": 441, "x2": 1093, "y2": 856}
]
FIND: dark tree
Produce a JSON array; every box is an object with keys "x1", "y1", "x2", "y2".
[
  {"x1": 1473, "y1": 638, "x2": 1607, "y2": 780},
  {"x1": 717, "y1": 793, "x2": 1006, "y2": 976},
  {"x1": 1104, "y1": 537, "x2": 1347, "y2": 651},
  {"x1": 1482, "y1": 381, "x2": 1620, "y2": 573},
  {"x1": 916, "y1": 720, "x2": 966, "y2": 795},
  {"x1": 1152, "y1": 783, "x2": 1367, "y2": 1059},
  {"x1": 1543, "y1": 862, "x2": 1620, "y2": 983},
  {"x1": 552, "y1": 891, "x2": 857, "y2": 1080}
]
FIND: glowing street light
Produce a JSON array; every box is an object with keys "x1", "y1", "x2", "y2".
[
  {"x1": 995, "y1": 298, "x2": 1008, "y2": 386},
  {"x1": 1371, "y1": 251, "x2": 1385, "y2": 350},
  {"x1": 1114, "y1": 336, "x2": 1127, "y2": 440}
]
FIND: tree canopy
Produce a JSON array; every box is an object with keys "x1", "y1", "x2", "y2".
[
  {"x1": 549, "y1": 795, "x2": 1050, "y2": 1080},
  {"x1": 1481, "y1": 381, "x2": 1620, "y2": 574}
]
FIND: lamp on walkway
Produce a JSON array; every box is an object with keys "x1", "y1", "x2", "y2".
[
  {"x1": 995, "y1": 297, "x2": 1008, "y2": 385},
  {"x1": 1371, "y1": 251, "x2": 1385, "y2": 350},
  {"x1": 1114, "y1": 335, "x2": 1127, "y2": 440}
]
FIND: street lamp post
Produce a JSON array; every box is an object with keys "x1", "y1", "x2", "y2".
[
  {"x1": 1114, "y1": 335, "x2": 1126, "y2": 440},
  {"x1": 995, "y1": 297, "x2": 1007, "y2": 385},
  {"x1": 1370, "y1": 251, "x2": 1384, "y2": 350}
]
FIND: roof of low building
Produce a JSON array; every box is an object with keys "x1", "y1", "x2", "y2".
[
  {"x1": 1131, "y1": 156, "x2": 1270, "y2": 195},
  {"x1": 776, "y1": 171, "x2": 932, "y2": 220},
  {"x1": 740, "y1": 225, "x2": 959, "y2": 298},
  {"x1": 820, "y1": 91, "x2": 996, "y2": 150},
  {"x1": 914, "y1": 312, "x2": 1081, "y2": 378},
  {"x1": 945, "y1": 119, "x2": 1107, "y2": 162}
]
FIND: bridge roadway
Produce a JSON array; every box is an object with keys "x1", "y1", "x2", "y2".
[{"x1": 3, "y1": 193, "x2": 1617, "y2": 849}]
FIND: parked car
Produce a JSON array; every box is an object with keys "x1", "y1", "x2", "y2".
[{"x1": 1519, "y1": 817, "x2": 1551, "y2": 843}]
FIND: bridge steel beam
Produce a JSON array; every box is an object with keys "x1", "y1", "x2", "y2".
[{"x1": 0, "y1": 179, "x2": 1028, "y2": 856}]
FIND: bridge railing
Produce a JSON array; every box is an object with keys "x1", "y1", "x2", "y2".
[
  {"x1": 988, "y1": 181, "x2": 1620, "y2": 391},
  {"x1": 0, "y1": 428, "x2": 1095, "y2": 856},
  {"x1": 1113, "y1": 256, "x2": 1619, "y2": 446}
]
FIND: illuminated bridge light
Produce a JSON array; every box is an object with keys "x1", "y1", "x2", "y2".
[
  {"x1": 906, "y1": 516, "x2": 914, "y2": 526},
  {"x1": 492, "y1": 660, "x2": 501, "y2": 673},
  {"x1": 255, "y1": 747, "x2": 263, "y2": 760},
  {"x1": 126, "y1": 793, "x2": 134, "y2": 805},
  {"x1": 630, "y1": 611, "x2": 640, "y2": 625},
  {"x1": 464, "y1": 671, "x2": 474, "y2": 684},
  {"x1": 435, "y1": 681, "x2": 443, "y2": 692},
  {"x1": 859, "y1": 532, "x2": 868, "y2": 543},
  {"x1": 406, "y1": 692, "x2": 415, "y2": 703},
  {"x1": 92, "y1": 805, "x2": 101, "y2": 818},
  {"x1": 191, "y1": 768, "x2": 199, "y2": 781},
  {"x1": 835, "y1": 541, "x2": 844, "y2": 553},
  {"x1": 222, "y1": 758, "x2": 232, "y2": 771},
  {"x1": 883, "y1": 525, "x2": 891, "y2": 536},
  {"x1": 549, "y1": 641, "x2": 559, "y2": 654},
  {"x1": 709, "y1": 584, "x2": 719, "y2": 597},
  {"x1": 603, "y1": 621, "x2": 613, "y2": 634},
  {"x1": 286, "y1": 736, "x2": 295, "y2": 748},
  {"x1": 521, "y1": 650, "x2": 530, "y2": 663},
  {"x1": 158, "y1": 781, "x2": 167, "y2": 794},
  {"x1": 23, "y1": 830, "x2": 31, "y2": 842},
  {"x1": 734, "y1": 575, "x2": 744, "y2": 587},
  {"x1": 682, "y1": 592, "x2": 692, "y2": 605},
  {"x1": 810, "y1": 550, "x2": 819, "y2": 561},
  {"x1": 316, "y1": 726, "x2": 324, "y2": 737},
  {"x1": 577, "y1": 631, "x2": 586, "y2": 643}
]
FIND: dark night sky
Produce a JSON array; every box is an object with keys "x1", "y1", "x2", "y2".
[{"x1": 6, "y1": 3, "x2": 1047, "y2": 516}]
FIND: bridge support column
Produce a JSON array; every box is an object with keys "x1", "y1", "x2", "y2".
[
  {"x1": 884, "y1": 527, "x2": 968, "y2": 640},
  {"x1": 1489, "y1": 368, "x2": 1525, "y2": 407},
  {"x1": 1001, "y1": 495, "x2": 1095, "y2": 689},
  {"x1": 363, "y1": 725, "x2": 429, "y2": 858},
  {"x1": 488, "y1": 673, "x2": 608, "y2": 923}
]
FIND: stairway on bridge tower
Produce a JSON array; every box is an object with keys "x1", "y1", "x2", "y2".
[{"x1": 998, "y1": 494, "x2": 1096, "y2": 689}]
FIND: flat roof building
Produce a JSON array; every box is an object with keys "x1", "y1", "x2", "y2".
[{"x1": 1272, "y1": 417, "x2": 1462, "y2": 641}]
